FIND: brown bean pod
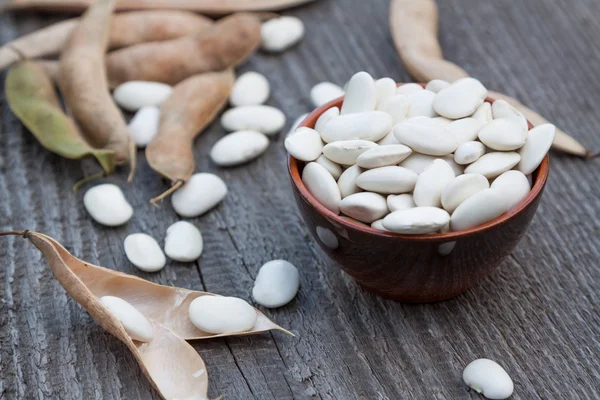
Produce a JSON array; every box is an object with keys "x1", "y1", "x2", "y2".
[
  {"x1": 0, "y1": 11, "x2": 213, "y2": 71},
  {"x1": 106, "y1": 13, "x2": 261, "y2": 87},
  {"x1": 0, "y1": 231, "x2": 292, "y2": 398},
  {"x1": 59, "y1": 0, "x2": 135, "y2": 178},
  {"x1": 146, "y1": 69, "x2": 235, "y2": 202},
  {"x1": 1, "y1": 0, "x2": 317, "y2": 14},
  {"x1": 389, "y1": 0, "x2": 595, "y2": 158}
]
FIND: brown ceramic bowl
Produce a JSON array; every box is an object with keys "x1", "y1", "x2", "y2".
[{"x1": 288, "y1": 87, "x2": 550, "y2": 302}]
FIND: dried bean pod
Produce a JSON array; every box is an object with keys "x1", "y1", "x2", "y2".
[
  {"x1": 0, "y1": 231, "x2": 292, "y2": 396},
  {"x1": 5, "y1": 61, "x2": 116, "y2": 175},
  {"x1": 0, "y1": 0, "x2": 317, "y2": 14},
  {"x1": 105, "y1": 13, "x2": 261, "y2": 87},
  {"x1": 147, "y1": 69, "x2": 235, "y2": 203},
  {"x1": 389, "y1": 0, "x2": 594, "y2": 158},
  {"x1": 59, "y1": 0, "x2": 136, "y2": 178},
  {"x1": 0, "y1": 11, "x2": 212, "y2": 71},
  {"x1": 0, "y1": 231, "x2": 208, "y2": 400}
]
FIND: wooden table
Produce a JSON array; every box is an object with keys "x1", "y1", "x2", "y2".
[{"x1": 1, "y1": 0, "x2": 599, "y2": 398}]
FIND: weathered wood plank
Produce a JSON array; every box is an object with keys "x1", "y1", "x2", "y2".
[{"x1": 0, "y1": 0, "x2": 599, "y2": 399}]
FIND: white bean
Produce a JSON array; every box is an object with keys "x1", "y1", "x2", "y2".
[
  {"x1": 337, "y1": 164, "x2": 363, "y2": 198},
  {"x1": 463, "y1": 359, "x2": 514, "y2": 400},
  {"x1": 310, "y1": 82, "x2": 344, "y2": 107},
  {"x1": 355, "y1": 166, "x2": 418, "y2": 194},
  {"x1": 425, "y1": 79, "x2": 450, "y2": 93},
  {"x1": 230, "y1": 72, "x2": 270, "y2": 106},
  {"x1": 302, "y1": 162, "x2": 341, "y2": 214},
  {"x1": 413, "y1": 159, "x2": 455, "y2": 207},
  {"x1": 101, "y1": 296, "x2": 153, "y2": 342},
  {"x1": 407, "y1": 89, "x2": 437, "y2": 118},
  {"x1": 441, "y1": 173, "x2": 489, "y2": 213},
  {"x1": 377, "y1": 94, "x2": 411, "y2": 123},
  {"x1": 450, "y1": 189, "x2": 507, "y2": 231},
  {"x1": 339, "y1": 192, "x2": 389, "y2": 223},
  {"x1": 188, "y1": 296, "x2": 257, "y2": 334},
  {"x1": 454, "y1": 141, "x2": 486, "y2": 165},
  {"x1": 124, "y1": 233, "x2": 166, "y2": 272},
  {"x1": 433, "y1": 79, "x2": 485, "y2": 119},
  {"x1": 478, "y1": 119, "x2": 527, "y2": 151},
  {"x1": 464, "y1": 152, "x2": 521, "y2": 179},
  {"x1": 285, "y1": 127, "x2": 324, "y2": 162},
  {"x1": 446, "y1": 117, "x2": 484, "y2": 146},
  {"x1": 396, "y1": 83, "x2": 424, "y2": 95},
  {"x1": 374, "y1": 77, "x2": 397, "y2": 108},
  {"x1": 164, "y1": 221, "x2": 203, "y2": 262},
  {"x1": 386, "y1": 193, "x2": 416, "y2": 212},
  {"x1": 356, "y1": 144, "x2": 412, "y2": 169},
  {"x1": 83, "y1": 184, "x2": 133, "y2": 227},
  {"x1": 221, "y1": 105, "x2": 286, "y2": 135},
  {"x1": 261, "y1": 16, "x2": 304, "y2": 52},
  {"x1": 322, "y1": 140, "x2": 378, "y2": 165},
  {"x1": 491, "y1": 170, "x2": 531, "y2": 211},
  {"x1": 517, "y1": 124, "x2": 556, "y2": 175},
  {"x1": 320, "y1": 111, "x2": 393, "y2": 143},
  {"x1": 128, "y1": 106, "x2": 160, "y2": 147},
  {"x1": 383, "y1": 207, "x2": 450, "y2": 234},
  {"x1": 341, "y1": 71, "x2": 376, "y2": 115},
  {"x1": 492, "y1": 99, "x2": 528, "y2": 130},
  {"x1": 314, "y1": 107, "x2": 340, "y2": 133},
  {"x1": 171, "y1": 173, "x2": 227, "y2": 218},
  {"x1": 472, "y1": 102, "x2": 493, "y2": 123},
  {"x1": 113, "y1": 81, "x2": 172, "y2": 111},
  {"x1": 252, "y1": 260, "x2": 300, "y2": 308},
  {"x1": 393, "y1": 121, "x2": 459, "y2": 156},
  {"x1": 316, "y1": 155, "x2": 343, "y2": 180},
  {"x1": 211, "y1": 130, "x2": 269, "y2": 166}
]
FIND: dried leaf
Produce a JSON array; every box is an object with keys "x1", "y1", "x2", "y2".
[
  {"x1": 389, "y1": 0, "x2": 595, "y2": 158},
  {"x1": 5, "y1": 61, "x2": 116, "y2": 174},
  {"x1": 1, "y1": 0, "x2": 318, "y2": 15}
]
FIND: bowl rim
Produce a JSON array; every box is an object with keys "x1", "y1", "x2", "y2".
[{"x1": 287, "y1": 86, "x2": 550, "y2": 242}]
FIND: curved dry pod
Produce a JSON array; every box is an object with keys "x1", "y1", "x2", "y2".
[
  {"x1": 59, "y1": 0, "x2": 135, "y2": 179},
  {"x1": 0, "y1": 11, "x2": 213, "y2": 71},
  {"x1": 1, "y1": 0, "x2": 318, "y2": 14},
  {"x1": 105, "y1": 13, "x2": 261, "y2": 88},
  {"x1": 5, "y1": 61, "x2": 116, "y2": 175},
  {"x1": 0, "y1": 231, "x2": 209, "y2": 400},
  {"x1": 146, "y1": 70, "x2": 234, "y2": 202}
]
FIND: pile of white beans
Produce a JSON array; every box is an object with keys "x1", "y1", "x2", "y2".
[{"x1": 285, "y1": 72, "x2": 556, "y2": 235}]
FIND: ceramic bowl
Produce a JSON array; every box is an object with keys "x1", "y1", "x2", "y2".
[{"x1": 287, "y1": 89, "x2": 549, "y2": 302}]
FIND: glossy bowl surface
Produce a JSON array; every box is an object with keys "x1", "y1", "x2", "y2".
[{"x1": 288, "y1": 88, "x2": 549, "y2": 302}]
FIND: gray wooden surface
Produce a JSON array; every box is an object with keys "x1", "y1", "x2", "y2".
[{"x1": 1, "y1": 0, "x2": 599, "y2": 399}]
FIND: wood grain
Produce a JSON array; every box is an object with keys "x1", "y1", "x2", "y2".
[{"x1": 1, "y1": 0, "x2": 599, "y2": 399}]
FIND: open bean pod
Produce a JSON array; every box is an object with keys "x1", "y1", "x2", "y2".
[{"x1": 0, "y1": 231, "x2": 292, "y2": 399}]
